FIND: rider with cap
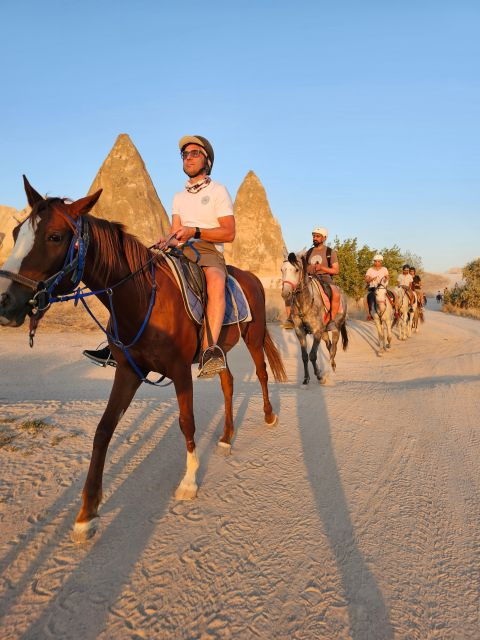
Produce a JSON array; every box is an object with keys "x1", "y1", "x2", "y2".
[
  {"x1": 365, "y1": 255, "x2": 389, "y2": 318},
  {"x1": 306, "y1": 227, "x2": 340, "y2": 329},
  {"x1": 83, "y1": 135, "x2": 235, "y2": 378}
]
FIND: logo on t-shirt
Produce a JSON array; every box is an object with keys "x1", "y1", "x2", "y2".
[{"x1": 201, "y1": 195, "x2": 210, "y2": 205}]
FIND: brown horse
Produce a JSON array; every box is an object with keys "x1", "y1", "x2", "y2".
[{"x1": 0, "y1": 178, "x2": 286, "y2": 542}]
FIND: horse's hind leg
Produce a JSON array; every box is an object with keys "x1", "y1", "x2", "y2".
[
  {"x1": 244, "y1": 337, "x2": 277, "y2": 426},
  {"x1": 328, "y1": 329, "x2": 340, "y2": 371},
  {"x1": 174, "y1": 370, "x2": 200, "y2": 500},
  {"x1": 217, "y1": 366, "x2": 234, "y2": 455},
  {"x1": 73, "y1": 366, "x2": 141, "y2": 542}
]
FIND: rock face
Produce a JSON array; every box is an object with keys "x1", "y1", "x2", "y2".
[
  {"x1": 0, "y1": 205, "x2": 31, "y2": 264},
  {"x1": 88, "y1": 134, "x2": 170, "y2": 245},
  {"x1": 224, "y1": 171, "x2": 286, "y2": 287}
]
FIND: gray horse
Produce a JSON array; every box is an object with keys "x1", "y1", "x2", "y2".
[{"x1": 281, "y1": 253, "x2": 348, "y2": 386}]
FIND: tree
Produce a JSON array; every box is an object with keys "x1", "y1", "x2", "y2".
[
  {"x1": 333, "y1": 237, "x2": 363, "y2": 301},
  {"x1": 401, "y1": 250, "x2": 424, "y2": 274},
  {"x1": 380, "y1": 245, "x2": 404, "y2": 283}
]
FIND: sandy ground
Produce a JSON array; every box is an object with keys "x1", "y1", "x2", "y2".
[{"x1": 1, "y1": 304, "x2": 479, "y2": 640}]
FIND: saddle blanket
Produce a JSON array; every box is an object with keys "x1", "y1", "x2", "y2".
[
  {"x1": 163, "y1": 254, "x2": 252, "y2": 326},
  {"x1": 311, "y1": 279, "x2": 343, "y2": 325}
]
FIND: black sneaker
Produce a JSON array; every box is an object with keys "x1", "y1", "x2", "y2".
[{"x1": 83, "y1": 346, "x2": 116, "y2": 367}]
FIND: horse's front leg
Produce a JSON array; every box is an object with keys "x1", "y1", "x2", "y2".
[
  {"x1": 174, "y1": 371, "x2": 199, "y2": 500},
  {"x1": 373, "y1": 316, "x2": 384, "y2": 356},
  {"x1": 73, "y1": 365, "x2": 141, "y2": 542},
  {"x1": 309, "y1": 336, "x2": 325, "y2": 382},
  {"x1": 295, "y1": 326, "x2": 310, "y2": 386}
]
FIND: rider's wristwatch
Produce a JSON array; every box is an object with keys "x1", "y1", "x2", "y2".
[{"x1": 194, "y1": 227, "x2": 201, "y2": 239}]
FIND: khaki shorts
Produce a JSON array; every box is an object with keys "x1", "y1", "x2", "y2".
[{"x1": 181, "y1": 240, "x2": 227, "y2": 275}]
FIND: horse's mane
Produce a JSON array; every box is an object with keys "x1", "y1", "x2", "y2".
[{"x1": 86, "y1": 214, "x2": 154, "y2": 305}]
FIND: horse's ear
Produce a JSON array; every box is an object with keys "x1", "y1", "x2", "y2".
[
  {"x1": 69, "y1": 189, "x2": 103, "y2": 218},
  {"x1": 288, "y1": 252, "x2": 297, "y2": 265},
  {"x1": 23, "y1": 175, "x2": 44, "y2": 207}
]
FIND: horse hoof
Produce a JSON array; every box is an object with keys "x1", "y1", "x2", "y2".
[
  {"x1": 175, "y1": 483, "x2": 198, "y2": 501},
  {"x1": 265, "y1": 414, "x2": 278, "y2": 427},
  {"x1": 217, "y1": 441, "x2": 232, "y2": 456},
  {"x1": 301, "y1": 382, "x2": 309, "y2": 389},
  {"x1": 377, "y1": 351, "x2": 383, "y2": 357},
  {"x1": 72, "y1": 517, "x2": 100, "y2": 543},
  {"x1": 318, "y1": 376, "x2": 328, "y2": 385}
]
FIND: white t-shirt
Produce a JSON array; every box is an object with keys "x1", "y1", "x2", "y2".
[
  {"x1": 366, "y1": 266, "x2": 389, "y2": 287},
  {"x1": 397, "y1": 273, "x2": 413, "y2": 287},
  {"x1": 172, "y1": 180, "x2": 234, "y2": 253}
]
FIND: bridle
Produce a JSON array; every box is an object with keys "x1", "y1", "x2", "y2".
[
  {"x1": 0, "y1": 212, "x2": 89, "y2": 317},
  {"x1": 282, "y1": 259, "x2": 315, "y2": 319}
]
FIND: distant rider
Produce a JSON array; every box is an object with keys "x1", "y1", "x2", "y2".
[{"x1": 365, "y1": 255, "x2": 389, "y2": 319}]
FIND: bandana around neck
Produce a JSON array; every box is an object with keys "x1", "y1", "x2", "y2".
[{"x1": 185, "y1": 176, "x2": 211, "y2": 194}]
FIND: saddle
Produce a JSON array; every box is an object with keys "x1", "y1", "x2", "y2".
[
  {"x1": 162, "y1": 252, "x2": 252, "y2": 327},
  {"x1": 310, "y1": 279, "x2": 343, "y2": 325}
]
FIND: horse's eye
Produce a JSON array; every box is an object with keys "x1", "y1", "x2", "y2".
[{"x1": 47, "y1": 233, "x2": 63, "y2": 242}]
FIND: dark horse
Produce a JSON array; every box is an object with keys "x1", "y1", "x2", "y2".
[{"x1": 0, "y1": 178, "x2": 287, "y2": 542}]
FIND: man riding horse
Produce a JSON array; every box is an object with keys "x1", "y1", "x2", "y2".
[
  {"x1": 283, "y1": 227, "x2": 340, "y2": 330},
  {"x1": 306, "y1": 227, "x2": 341, "y2": 330},
  {"x1": 84, "y1": 135, "x2": 235, "y2": 378},
  {"x1": 365, "y1": 254, "x2": 389, "y2": 318}
]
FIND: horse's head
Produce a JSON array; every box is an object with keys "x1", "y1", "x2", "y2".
[
  {"x1": 0, "y1": 177, "x2": 101, "y2": 327},
  {"x1": 281, "y1": 252, "x2": 303, "y2": 299}
]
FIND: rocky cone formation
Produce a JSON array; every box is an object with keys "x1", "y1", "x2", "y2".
[
  {"x1": 0, "y1": 205, "x2": 31, "y2": 264},
  {"x1": 224, "y1": 171, "x2": 286, "y2": 286},
  {"x1": 88, "y1": 134, "x2": 170, "y2": 245}
]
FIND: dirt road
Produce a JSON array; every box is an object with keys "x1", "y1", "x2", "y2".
[{"x1": 1, "y1": 307, "x2": 479, "y2": 639}]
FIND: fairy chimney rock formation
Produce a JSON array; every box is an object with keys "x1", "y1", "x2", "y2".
[
  {"x1": 0, "y1": 205, "x2": 31, "y2": 264},
  {"x1": 224, "y1": 171, "x2": 286, "y2": 286},
  {"x1": 88, "y1": 134, "x2": 170, "y2": 245}
]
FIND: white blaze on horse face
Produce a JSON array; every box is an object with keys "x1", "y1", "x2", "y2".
[
  {"x1": 0, "y1": 217, "x2": 38, "y2": 294},
  {"x1": 281, "y1": 261, "x2": 299, "y2": 299}
]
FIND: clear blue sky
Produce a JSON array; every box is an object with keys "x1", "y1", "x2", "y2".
[{"x1": 1, "y1": 0, "x2": 479, "y2": 272}]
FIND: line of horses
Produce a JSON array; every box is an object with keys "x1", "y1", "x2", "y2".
[
  {"x1": 281, "y1": 252, "x2": 426, "y2": 385},
  {"x1": 0, "y1": 178, "x2": 426, "y2": 543}
]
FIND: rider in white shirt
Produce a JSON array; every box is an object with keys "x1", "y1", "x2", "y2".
[
  {"x1": 365, "y1": 254, "x2": 389, "y2": 318},
  {"x1": 397, "y1": 264, "x2": 415, "y2": 306}
]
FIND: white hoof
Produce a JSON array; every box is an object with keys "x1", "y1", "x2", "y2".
[
  {"x1": 72, "y1": 517, "x2": 100, "y2": 543},
  {"x1": 265, "y1": 414, "x2": 278, "y2": 427},
  {"x1": 377, "y1": 351, "x2": 383, "y2": 357},
  {"x1": 217, "y1": 441, "x2": 232, "y2": 456},
  {"x1": 318, "y1": 376, "x2": 328, "y2": 385},
  {"x1": 175, "y1": 482, "x2": 198, "y2": 501}
]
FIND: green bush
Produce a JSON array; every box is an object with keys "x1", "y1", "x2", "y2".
[
  {"x1": 333, "y1": 238, "x2": 409, "y2": 301},
  {"x1": 444, "y1": 258, "x2": 480, "y2": 309}
]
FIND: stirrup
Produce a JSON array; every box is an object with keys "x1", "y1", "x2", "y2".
[{"x1": 197, "y1": 345, "x2": 227, "y2": 379}]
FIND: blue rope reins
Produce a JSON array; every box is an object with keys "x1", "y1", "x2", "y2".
[{"x1": 37, "y1": 217, "x2": 172, "y2": 387}]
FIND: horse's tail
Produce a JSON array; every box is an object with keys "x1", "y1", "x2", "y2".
[
  {"x1": 340, "y1": 322, "x2": 349, "y2": 351},
  {"x1": 264, "y1": 327, "x2": 288, "y2": 382}
]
